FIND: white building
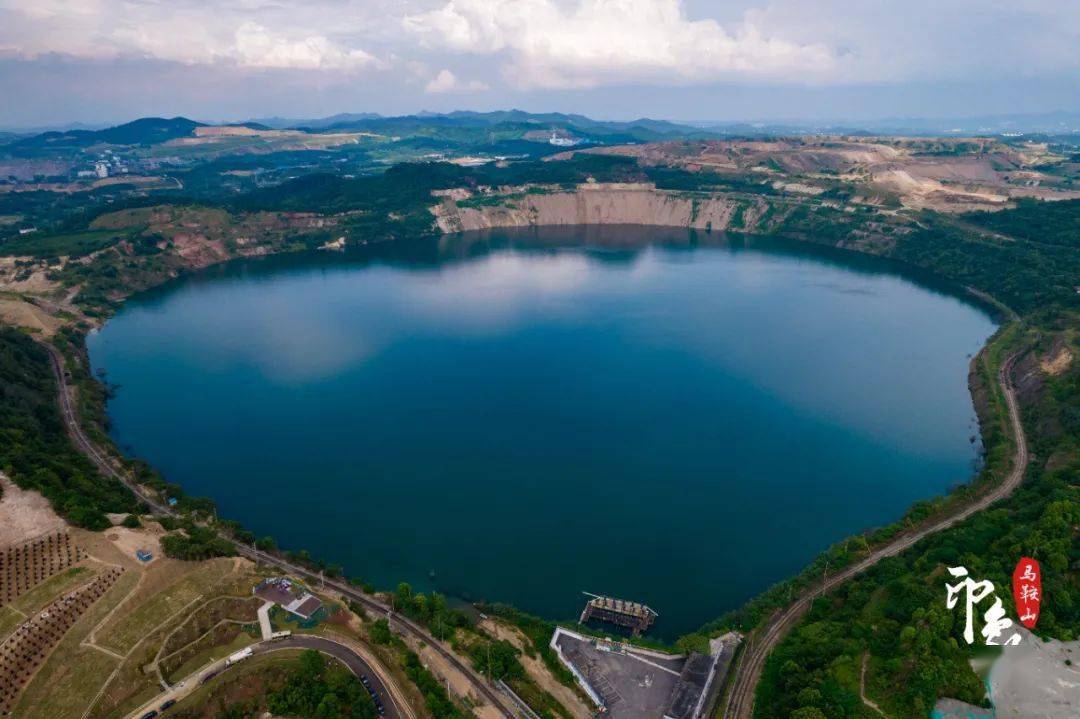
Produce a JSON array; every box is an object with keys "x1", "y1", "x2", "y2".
[{"x1": 549, "y1": 131, "x2": 582, "y2": 147}]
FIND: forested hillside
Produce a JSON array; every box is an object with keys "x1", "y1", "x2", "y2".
[{"x1": 0, "y1": 328, "x2": 135, "y2": 528}]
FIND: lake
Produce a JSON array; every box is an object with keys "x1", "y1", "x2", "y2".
[{"x1": 88, "y1": 226, "x2": 997, "y2": 638}]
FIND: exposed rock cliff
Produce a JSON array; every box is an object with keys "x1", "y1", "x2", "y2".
[{"x1": 432, "y1": 184, "x2": 776, "y2": 234}]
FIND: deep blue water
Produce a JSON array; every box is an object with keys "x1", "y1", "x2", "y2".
[{"x1": 88, "y1": 227, "x2": 997, "y2": 638}]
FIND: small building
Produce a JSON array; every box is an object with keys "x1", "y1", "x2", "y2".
[
  {"x1": 284, "y1": 594, "x2": 323, "y2": 620},
  {"x1": 136, "y1": 549, "x2": 153, "y2": 562},
  {"x1": 254, "y1": 577, "x2": 323, "y2": 620}
]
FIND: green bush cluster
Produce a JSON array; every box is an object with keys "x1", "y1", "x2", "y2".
[
  {"x1": 160, "y1": 523, "x2": 237, "y2": 561},
  {"x1": 392, "y1": 582, "x2": 471, "y2": 640},
  {"x1": 266, "y1": 649, "x2": 377, "y2": 719},
  {"x1": 464, "y1": 639, "x2": 524, "y2": 682}
]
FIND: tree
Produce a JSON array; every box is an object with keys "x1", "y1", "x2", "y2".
[
  {"x1": 790, "y1": 708, "x2": 828, "y2": 719},
  {"x1": 370, "y1": 618, "x2": 392, "y2": 645}
]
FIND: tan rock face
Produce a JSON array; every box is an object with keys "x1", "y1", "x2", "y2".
[{"x1": 434, "y1": 187, "x2": 755, "y2": 233}]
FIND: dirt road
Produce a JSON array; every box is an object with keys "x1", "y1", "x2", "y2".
[{"x1": 721, "y1": 350, "x2": 1029, "y2": 718}]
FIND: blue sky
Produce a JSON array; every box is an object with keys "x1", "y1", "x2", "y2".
[{"x1": 0, "y1": 0, "x2": 1076, "y2": 127}]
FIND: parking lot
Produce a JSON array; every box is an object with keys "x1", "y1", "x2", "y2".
[{"x1": 553, "y1": 630, "x2": 688, "y2": 719}]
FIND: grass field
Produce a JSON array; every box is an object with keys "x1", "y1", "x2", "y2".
[
  {"x1": 167, "y1": 631, "x2": 257, "y2": 685},
  {"x1": 96, "y1": 560, "x2": 235, "y2": 655},
  {"x1": 89, "y1": 631, "x2": 166, "y2": 719},
  {"x1": 0, "y1": 605, "x2": 25, "y2": 641}
]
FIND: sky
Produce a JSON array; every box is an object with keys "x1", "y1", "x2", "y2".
[{"x1": 0, "y1": 0, "x2": 1077, "y2": 128}]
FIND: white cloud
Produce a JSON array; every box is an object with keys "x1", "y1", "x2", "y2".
[
  {"x1": 403, "y1": 0, "x2": 837, "y2": 88},
  {"x1": 0, "y1": 0, "x2": 1076, "y2": 114},
  {"x1": 231, "y1": 23, "x2": 376, "y2": 70},
  {"x1": 424, "y1": 68, "x2": 490, "y2": 93},
  {"x1": 402, "y1": 252, "x2": 595, "y2": 331},
  {"x1": 1, "y1": 1, "x2": 382, "y2": 71}
]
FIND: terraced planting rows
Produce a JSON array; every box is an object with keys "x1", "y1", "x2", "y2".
[
  {"x1": 1, "y1": 533, "x2": 83, "y2": 605},
  {"x1": 0, "y1": 567, "x2": 123, "y2": 715}
]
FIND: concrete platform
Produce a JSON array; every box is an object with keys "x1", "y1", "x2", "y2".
[{"x1": 552, "y1": 629, "x2": 687, "y2": 719}]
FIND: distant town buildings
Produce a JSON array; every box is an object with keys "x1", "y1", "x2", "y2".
[{"x1": 549, "y1": 130, "x2": 582, "y2": 147}]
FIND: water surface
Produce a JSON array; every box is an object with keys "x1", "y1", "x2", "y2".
[{"x1": 89, "y1": 227, "x2": 996, "y2": 638}]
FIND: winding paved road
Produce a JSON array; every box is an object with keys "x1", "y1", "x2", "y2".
[
  {"x1": 124, "y1": 634, "x2": 404, "y2": 719},
  {"x1": 43, "y1": 342, "x2": 518, "y2": 719},
  {"x1": 721, "y1": 350, "x2": 1030, "y2": 719}
]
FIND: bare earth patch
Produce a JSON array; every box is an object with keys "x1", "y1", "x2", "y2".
[
  {"x1": 0, "y1": 297, "x2": 61, "y2": 336},
  {"x1": 105, "y1": 524, "x2": 165, "y2": 564},
  {"x1": 0, "y1": 257, "x2": 63, "y2": 294},
  {"x1": 0, "y1": 473, "x2": 66, "y2": 548},
  {"x1": 1041, "y1": 346, "x2": 1073, "y2": 376}
]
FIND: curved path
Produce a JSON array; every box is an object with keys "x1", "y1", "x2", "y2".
[
  {"x1": 722, "y1": 350, "x2": 1029, "y2": 719},
  {"x1": 124, "y1": 634, "x2": 403, "y2": 719},
  {"x1": 43, "y1": 342, "x2": 518, "y2": 719}
]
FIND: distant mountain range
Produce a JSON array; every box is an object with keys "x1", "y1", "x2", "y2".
[
  {"x1": 7, "y1": 117, "x2": 204, "y2": 152},
  {"x1": 3, "y1": 110, "x2": 1078, "y2": 157},
  {"x1": 246, "y1": 112, "x2": 382, "y2": 130},
  {"x1": 696, "y1": 111, "x2": 1080, "y2": 136},
  {"x1": 243, "y1": 110, "x2": 700, "y2": 135},
  {"x1": 282, "y1": 110, "x2": 717, "y2": 145},
  {"x1": 0, "y1": 111, "x2": 719, "y2": 156}
]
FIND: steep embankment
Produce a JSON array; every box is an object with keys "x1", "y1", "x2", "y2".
[{"x1": 432, "y1": 184, "x2": 775, "y2": 234}]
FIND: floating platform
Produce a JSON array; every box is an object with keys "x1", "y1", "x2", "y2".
[{"x1": 580, "y1": 592, "x2": 658, "y2": 636}]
